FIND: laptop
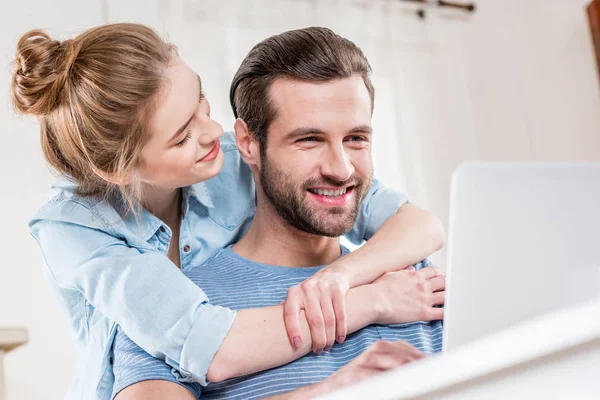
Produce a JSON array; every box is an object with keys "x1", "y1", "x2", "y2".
[{"x1": 442, "y1": 162, "x2": 600, "y2": 351}]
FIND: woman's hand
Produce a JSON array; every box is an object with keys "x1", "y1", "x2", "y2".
[
  {"x1": 373, "y1": 267, "x2": 445, "y2": 325},
  {"x1": 283, "y1": 266, "x2": 351, "y2": 353},
  {"x1": 282, "y1": 263, "x2": 444, "y2": 353}
]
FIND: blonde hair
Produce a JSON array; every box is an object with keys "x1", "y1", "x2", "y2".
[{"x1": 11, "y1": 23, "x2": 176, "y2": 212}]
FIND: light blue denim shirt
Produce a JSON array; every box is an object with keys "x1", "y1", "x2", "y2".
[{"x1": 28, "y1": 132, "x2": 409, "y2": 400}]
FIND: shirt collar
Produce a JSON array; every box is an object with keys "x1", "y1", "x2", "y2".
[
  {"x1": 188, "y1": 182, "x2": 215, "y2": 209},
  {"x1": 120, "y1": 203, "x2": 164, "y2": 242},
  {"x1": 119, "y1": 184, "x2": 214, "y2": 242}
]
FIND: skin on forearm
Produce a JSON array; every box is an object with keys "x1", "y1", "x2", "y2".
[
  {"x1": 331, "y1": 203, "x2": 446, "y2": 287},
  {"x1": 206, "y1": 285, "x2": 382, "y2": 382},
  {"x1": 264, "y1": 381, "x2": 325, "y2": 400}
]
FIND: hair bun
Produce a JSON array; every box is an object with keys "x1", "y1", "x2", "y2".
[{"x1": 11, "y1": 30, "x2": 77, "y2": 116}]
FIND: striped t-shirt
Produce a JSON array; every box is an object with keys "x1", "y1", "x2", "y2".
[{"x1": 111, "y1": 246, "x2": 443, "y2": 399}]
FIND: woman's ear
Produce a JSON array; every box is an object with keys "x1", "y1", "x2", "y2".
[
  {"x1": 93, "y1": 168, "x2": 134, "y2": 186},
  {"x1": 234, "y1": 118, "x2": 261, "y2": 168}
]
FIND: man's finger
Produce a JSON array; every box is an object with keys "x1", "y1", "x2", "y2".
[
  {"x1": 362, "y1": 342, "x2": 425, "y2": 370},
  {"x1": 388, "y1": 342, "x2": 427, "y2": 361},
  {"x1": 283, "y1": 287, "x2": 304, "y2": 347},
  {"x1": 363, "y1": 353, "x2": 409, "y2": 371}
]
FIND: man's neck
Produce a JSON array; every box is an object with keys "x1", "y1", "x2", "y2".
[{"x1": 233, "y1": 202, "x2": 342, "y2": 267}]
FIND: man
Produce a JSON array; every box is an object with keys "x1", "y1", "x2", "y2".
[{"x1": 112, "y1": 27, "x2": 444, "y2": 399}]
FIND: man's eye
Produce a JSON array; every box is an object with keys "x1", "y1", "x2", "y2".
[
  {"x1": 298, "y1": 137, "x2": 319, "y2": 142},
  {"x1": 348, "y1": 135, "x2": 366, "y2": 142}
]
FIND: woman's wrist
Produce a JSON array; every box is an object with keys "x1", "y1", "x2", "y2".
[
  {"x1": 347, "y1": 284, "x2": 386, "y2": 327},
  {"x1": 323, "y1": 259, "x2": 359, "y2": 288}
]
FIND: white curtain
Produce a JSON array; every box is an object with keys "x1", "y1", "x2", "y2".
[{"x1": 106, "y1": 0, "x2": 600, "y2": 267}]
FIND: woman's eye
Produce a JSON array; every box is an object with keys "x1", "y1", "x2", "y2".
[{"x1": 175, "y1": 131, "x2": 192, "y2": 148}]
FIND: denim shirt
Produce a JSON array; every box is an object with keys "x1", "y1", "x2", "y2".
[{"x1": 28, "y1": 131, "x2": 409, "y2": 400}]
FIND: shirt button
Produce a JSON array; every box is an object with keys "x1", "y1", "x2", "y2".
[
  {"x1": 183, "y1": 245, "x2": 190, "y2": 252},
  {"x1": 159, "y1": 226, "x2": 166, "y2": 233}
]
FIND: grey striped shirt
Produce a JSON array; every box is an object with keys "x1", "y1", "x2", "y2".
[{"x1": 111, "y1": 246, "x2": 443, "y2": 399}]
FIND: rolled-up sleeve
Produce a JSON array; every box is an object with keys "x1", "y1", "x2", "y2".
[
  {"x1": 344, "y1": 179, "x2": 410, "y2": 244},
  {"x1": 29, "y1": 204, "x2": 235, "y2": 385},
  {"x1": 175, "y1": 303, "x2": 235, "y2": 384}
]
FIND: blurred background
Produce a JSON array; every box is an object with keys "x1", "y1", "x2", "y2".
[{"x1": 1, "y1": 0, "x2": 599, "y2": 398}]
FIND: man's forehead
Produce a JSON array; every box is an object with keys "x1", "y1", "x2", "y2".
[
  {"x1": 269, "y1": 75, "x2": 370, "y2": 104},
  {"x1": 268, "y1": 75, "x2": 372, "y2": 131}
]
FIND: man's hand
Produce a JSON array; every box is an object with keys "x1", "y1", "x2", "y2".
[
  {"x1": 322, "y1": 340, "x2": 425, "y2": 387},
  {"x1": 270, "y1": 340, "x2": 425, "y2": 399},
  {"x1": 283, "y1": 267, "x2": 351, "y2": 353},
  {"x1": 373, "y1": 266, "x2": 445, "y2": 325}
]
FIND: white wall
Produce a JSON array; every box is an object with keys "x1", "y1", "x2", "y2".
[
  {"x1": 390, "y1": 0, "x2": 600, "y2": 267},
  {"x1": 1, "y1": 0, "x2": 599, "y2": 399},
  {"x1": 0, "y1": 3, "x2": 107, "y2": 399}
]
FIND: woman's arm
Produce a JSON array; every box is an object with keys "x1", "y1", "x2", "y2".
[
  {"x1": 207, "y1": 284, "x2": 380, "y2": 382},
  {"x1": 32, "y1": 204, "x2": 436, "y2": 386},
  {"x1": 31, "y1": 213, "x2": 233, "y2": 385},
  {"x1": 330, "y1": 203, "x2": 445, "y2": 287},
  {"x1": 284, "y1": 198, "x2": 445, "y2": 352},
  {"x1": 208, "y1": 266, "x2": 442, "y2": 382},
  {"x1": 342, "y1": 179, "x2": 446, "y2": 283}
]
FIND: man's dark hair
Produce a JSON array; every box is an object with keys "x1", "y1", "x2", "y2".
[{"x1": 230, "y1": 27, "x2": 375, "y2": 153}]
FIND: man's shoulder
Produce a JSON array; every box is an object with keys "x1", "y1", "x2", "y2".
[
  {"x1": 186, "y1": 247, "x2": 245, "y2": 278},
  {"x1": 183, "y1": 247, "x2": 291, "y2": 310},
  {"x1": 186, "y1": 246, "x2": 319, "y2": 284},
  {"x1": 193, "y1": 245, "x2": 352, "y2": 276}
]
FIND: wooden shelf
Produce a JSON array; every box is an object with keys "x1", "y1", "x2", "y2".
[
  {"x1": 588, "y1": 0, "x2": 600, "y2": 81},
  {"x1": 0, "y1": 328, "x2": 28, "y2": 354},
  {"x1": 0, "y1": 327, "x2": 27, "y2": 400}
]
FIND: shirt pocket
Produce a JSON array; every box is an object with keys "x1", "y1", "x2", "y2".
[
  {"x1": 207, "y1": 201, "x2": 254, "y2": 231},
  {"x1": 203, "y1": 148, "x2": 256, "y2": 230}
]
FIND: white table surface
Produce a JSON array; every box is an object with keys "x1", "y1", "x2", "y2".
[{"x1": 319, "y1": 296, "x2": 600, "y2": 400}]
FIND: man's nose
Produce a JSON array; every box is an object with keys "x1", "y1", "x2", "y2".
[{"x1": 321, "y1": 144, "x2": 354, "y2": 182}]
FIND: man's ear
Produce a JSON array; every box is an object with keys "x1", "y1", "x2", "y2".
[{"x1": 234, "y1": 118, "x2": 261, "y2": 168}]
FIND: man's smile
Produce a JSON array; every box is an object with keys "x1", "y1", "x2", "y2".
[{"x1": 307, "y1": 186, "x2": 355, "y2": 206}]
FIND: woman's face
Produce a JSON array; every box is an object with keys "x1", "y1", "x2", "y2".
[{"x1": 138, "y1": 58, "x2": 224, "y2": 190}]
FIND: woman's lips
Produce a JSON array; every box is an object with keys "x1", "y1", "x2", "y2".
[{"x1": 197, "y1": 140, "x2": 220, "y2": 163}]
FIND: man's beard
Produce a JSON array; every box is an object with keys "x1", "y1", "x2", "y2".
[{"x1": 259, "y1": 155, "x2": 372, "y2": 237}]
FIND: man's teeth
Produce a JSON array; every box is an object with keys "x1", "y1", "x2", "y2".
[{"x1": 310, "y1": 188, "x2": 348, "y2": 197}]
